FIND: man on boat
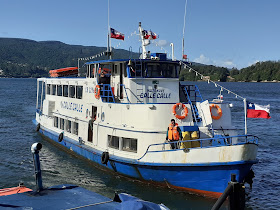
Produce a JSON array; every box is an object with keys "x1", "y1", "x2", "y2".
[
  {"x1": 99, "y1": 71, "x2": 110, "y2": 101},
  {"x1": 166, "y1": 119, "x2": 182, "y2": 149}
]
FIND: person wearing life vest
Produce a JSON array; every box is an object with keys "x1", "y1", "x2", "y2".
[{"x1": 166, "y1": 119, "x2": 183, "y2": 149}]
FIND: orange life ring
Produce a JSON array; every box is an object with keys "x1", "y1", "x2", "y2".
[
  {"x1": 172, "y1": 103, "x2": 188, "y2": 120},
  {"x1": 210, "y1": 104, "x2": 222, "y2": 120},
  {"x1": 94, "y1": 85, "x2": 101, "y2": 99}
]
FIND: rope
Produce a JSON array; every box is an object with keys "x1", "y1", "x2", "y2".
[
  {"x1": 182, "y1": 62, "x2": 245, "y2": 100},
  {"x1": 65, "y1": 200, "x2": 114, "y2": 210}
]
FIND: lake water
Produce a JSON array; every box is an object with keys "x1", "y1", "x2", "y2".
[{"x1": 0, "y1": 78, "x2": 279, "y2": 209}]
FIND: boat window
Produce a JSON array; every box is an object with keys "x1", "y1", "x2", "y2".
[
  {"x1": 60, "y1": 118, "x2": 65, "y2": 130},
  {"x1": 124, "y1": 65, "x2": 127, "y2": 77},
  {"x1": 73, "y1": 122, "x2": 78, "y2": 135},
  {"x1": 66, "y1": 120, "x2": 71, "y2": 133},
  {"x1": 108, "y1": 135, "x2": 119, "y2": 149},
  {"x1": 54, "y1": 117, "x2": 58, "y2": 128},
  {"x1": 63, "y1": 85, "x2": 69, "y2": 97},
  {"x1": 145, "y1": 63, "x2": 177, "y2": 78},
  {"x1": 122, "y1": 138, "x2": 137, "y2": 152},
  {"x1": 47, "y1": 84, "x2": 51, "y2": 95},
  {"x1": 76, "y1": 86, "x2": 83, "y2": 99},
  {"x1": 69, "y1": 85, "x2": 75, "y2": 98},
  {"x1": 57, "y1": 85, "x2": 62, "y2": 96},
  {"x1": 129, "y1": 62, "x2": 143, "y2": 77},
  {"x1": 52, "y1": 85, "x2": 57, "y2": 95},
  {"x1": 114, "y1": 64, "x2": 118, "y2": 75}
]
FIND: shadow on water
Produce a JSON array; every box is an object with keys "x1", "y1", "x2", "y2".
[{"x1": 1, "y1": 78, "x2": 280, "y2": 209}]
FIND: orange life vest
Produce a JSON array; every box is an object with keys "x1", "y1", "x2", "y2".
[{"x1": 168, "y1": 123, "x2": 180, "y2": 141}]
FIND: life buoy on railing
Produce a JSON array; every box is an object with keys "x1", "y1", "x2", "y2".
[
  {"x1": 94, "y1": 85, "x2": 101, "y2": 99},
  {"x1": 210, "y1": 104, "x2": 222, "y2": 120},
  {"x1": 172, "y1": 103, "x2": 188, "y2": 120},
  {"x1": 101, "y1": 152, "x2": 109, "y2": 164}
]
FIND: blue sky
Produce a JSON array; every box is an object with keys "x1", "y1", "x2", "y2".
[{"x1": 1, "y1": 0, "x2": 279, "y2": 69}]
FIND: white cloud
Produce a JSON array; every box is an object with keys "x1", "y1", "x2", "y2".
[
  {"x1": 194, "y1": 54, "x2": 236, "y2": 68},
  {"x1": 248, "y1": 60, "x2": 260, "y2": 67},
  {"x1": 194, "y1": 54, "x2": 211, "y2": 65},
  {"x1": 154, "y1": 39, "x2": 168, "y2": 47}
]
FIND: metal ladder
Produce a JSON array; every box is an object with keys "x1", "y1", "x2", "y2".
[
  {"x1": 180, "y1": 84, "x2": 203, "y2": 123},
  {"x1": 134, "y1": 60, "x2": 144, "y2": 103}
]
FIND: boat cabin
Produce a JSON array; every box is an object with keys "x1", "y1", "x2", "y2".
[{"x1": 85, "y1": 54, "x2": 181, "y2": 104}]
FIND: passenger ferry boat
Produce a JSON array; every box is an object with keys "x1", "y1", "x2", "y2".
[{"x1": 35, "y1": 23, "x2": 258, "y2": 197}]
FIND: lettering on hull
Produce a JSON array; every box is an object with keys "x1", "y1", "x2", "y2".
[{"x1": 60, "y1": 101, "x2": 83, "y2": 112}]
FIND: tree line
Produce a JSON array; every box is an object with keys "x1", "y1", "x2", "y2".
[
  {"x1": 180, "y1": 61, "x2": 280, "y2": 82},
  {"x1": 0, "y1": 38, "x2": 137, "y2": 77},
  {"x1": 0, "y1": 38, "x2": 279, "y2": 81}
]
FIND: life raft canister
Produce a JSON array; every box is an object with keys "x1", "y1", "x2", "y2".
[
  {"x1": 94, "y1": 85, "x2": 101, "y2": 99},
  {"x1": 172, "y1": 103, "x2": 188, "y2": 120},
  {"x1": 210, "y1": 104, "x2": 222, "y2": 120}
]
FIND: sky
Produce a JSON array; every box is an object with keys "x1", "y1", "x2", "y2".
[{"x1": 1, "y1": 0, "x2": 280, "y2": 69}]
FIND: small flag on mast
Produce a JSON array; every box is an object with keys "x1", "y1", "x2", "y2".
[
  {"x1": 247, "y1": 102, "x2": 271, "y2": 119},
  {"x1": 142, "y1": 30, "x2": 158, "y2": 40},
  {"x1": 110, "y1": 28, "x2": 125, "y2": 40}
]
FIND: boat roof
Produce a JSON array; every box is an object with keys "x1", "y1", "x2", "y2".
[
  {"x1": 0, "y1": 184, "x2": 167, "y2": 209},
  {"x1": 85, "y1": 58, "x2": 180, "y2": 65}
]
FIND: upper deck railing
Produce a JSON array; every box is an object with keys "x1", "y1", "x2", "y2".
[{"x1": 137, "y1": 134, "x2": 258, "y2": 161}]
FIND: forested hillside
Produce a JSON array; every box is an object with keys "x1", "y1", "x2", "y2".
[
  {"x1": 180, "y1": 61, "x2": 280, "y2": 82},
  {"x1": 0, "y1": 38, "x2": 279, "y2": 81},
  {"x1": 0, "y1": 38, "x2": 137, "y2": 77},
  {"x1": 233, "y1": 61, "x2": 280, "y2": 82}
]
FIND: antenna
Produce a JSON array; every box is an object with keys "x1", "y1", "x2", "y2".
[
  {"x1": 107, "y1": 0, "x2": 112, "y2": 59},
  {"x1": 182, "y1": 0, "x2": 188, "y2": 59},
  {"x1": 139, "y1": 22, "x2": 147, "y2": 59}
]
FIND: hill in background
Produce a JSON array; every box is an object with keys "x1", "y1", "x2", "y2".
[
  {"x1": 0, "y1": 38, "x2": 138, "y2": 77},
  {"x1": 0, "y1": 37, "x2": 279, "y2": 82}
]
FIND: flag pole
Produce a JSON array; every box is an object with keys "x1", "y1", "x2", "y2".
[
  {"x1": 244, "y1": 98, "x2": 247, "y2": 135},
  {"x1": 182, "y1": 0, "x2": 188, "y2": 59},
  {"x1": 107, "y1": 0, "x2": 111, "y2": 59}
]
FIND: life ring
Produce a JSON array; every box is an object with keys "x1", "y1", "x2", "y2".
[
  {"x1": 58, "y1": 133, "x2": 63, "y2": 142},
  {"x1": 101, "y1": 152, "x2": 109, "y2": 164},
  {"x1": 36, "y1": 123, "x2": 40, "y2": 132},
  {"x1": 94, "y1": 85, "x2": 101, "y2": 99},
  {"x1": 172, "y1": 103, "x2": 188, "y2": 120},
  {"x1": 210, "y1": 104, "x2": 222, "y2": 120}
]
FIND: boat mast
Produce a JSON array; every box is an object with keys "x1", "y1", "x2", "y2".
[
  {"x1": 182, "y1": 0, "x2": 188, "y2": 59},
  {"x1": 139, "y1": 22, "x2": 147, "y2": 59},
  {"x1": 107, "y1": 0, "x2": 112, "y2": 59}
]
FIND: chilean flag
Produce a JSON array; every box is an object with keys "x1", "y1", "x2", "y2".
[
  {"x1": 142, "y1": 30, "x2": 158, "y2": 40},
  {"x1": 110, "y1": 28, "x2": 124, "y2": 40},
  {"x1": 247, "y1": 102, "x2": 271, "y2": 119}
]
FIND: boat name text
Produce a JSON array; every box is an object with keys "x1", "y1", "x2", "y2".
[
  {"x1": 140, "y1": 89, "x2": 171, "y2": 99},
  {"x1": 61, "y1": 101, "x2": 83, "y2": 112}
]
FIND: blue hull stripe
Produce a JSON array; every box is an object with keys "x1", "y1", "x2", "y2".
[{"x1": 37, "y1": 122, "x2": 255, "y2": 194}]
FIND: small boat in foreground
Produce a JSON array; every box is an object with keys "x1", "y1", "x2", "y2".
[
  {"x1": 34, "y1": 22, "x2": 258, "y2": 197},
  {"x1": 0, "y1": 143, "x2": 168, "y2": 209}
]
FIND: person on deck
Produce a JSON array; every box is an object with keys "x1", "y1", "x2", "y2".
[
  {"x1": 99, "y1": 71, "x2": 110, "y2": 101},
  {"x1": 166, "y1": 119, "x2": 183, "y2": 149}
]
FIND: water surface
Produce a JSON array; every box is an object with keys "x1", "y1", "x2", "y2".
[{"x1": 0, "y1": 78, "x2": 279, "y2": 209}]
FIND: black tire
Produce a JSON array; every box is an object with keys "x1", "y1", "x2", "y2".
[
  {"x1": 36, "y1": 123, "x2": 40, "y2": 132},
  {"x1": 58, "y1": 133, "x2": 63, "y2": 142},
  {"x1": 101, "y1": 152, "x2": 109, "y2": 164}
]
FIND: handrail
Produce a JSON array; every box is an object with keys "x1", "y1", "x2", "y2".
[
  {"x1": 137, "y1": 134, "x2": 258, "y2": 161},
  {"x1": 120, "y1": 84, "x2": 130, "y2": 103},
  {"x1": 121, "y1": 84, "x2": 142, "y2": 104}
]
